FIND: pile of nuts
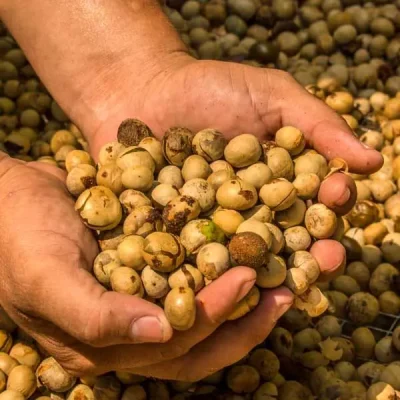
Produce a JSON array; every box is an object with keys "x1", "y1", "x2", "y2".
[
  {"x1": 1, "y1": 0, "x2": 400, "y2": 398},
  {"x1": 69, "y1": 119, "x2": 344, "y2": 330}
]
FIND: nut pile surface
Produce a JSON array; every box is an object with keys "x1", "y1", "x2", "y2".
[
  {"x1": 70, "y1": 120, "x2": 340, "y2": 330},
  {"x1": 1, "y1": 0, "x2": 400, "y2": 398}
]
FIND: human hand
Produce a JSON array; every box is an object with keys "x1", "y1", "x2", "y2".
[
  {"x1": 90, "y1": 57, "x2": 384, "y2": 280},
  {"x1": 0, "y1": 153, "x2": 291, "y2": 382}
]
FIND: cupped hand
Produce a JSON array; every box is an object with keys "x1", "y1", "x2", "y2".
[
  {"x1": 0, "y1": 153, "x2": 292, "y2": 381},
  {"x1": 91, "y1": 56, "x2": 384, "y2": 281}
]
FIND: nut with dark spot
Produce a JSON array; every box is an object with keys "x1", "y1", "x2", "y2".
[
  {"x1": 66, "y1": 164, "x2": 97, "y2": 197},
  {"x1": 110, "y1": 267, "x2": 144, "y2": 297},
  {"x1": 164, "y1": 286, "x2": 196, "y2": 331},
  {"x1": 36, "y1": 357, "x2": 76, "y2": 393},
  {"x1": 192, "y1": 128, "x2": 227, "y2": 162},
  {"x1": 142, "y1": 232, "x2": 185, "y2": 272},
  {"x1": 216, "y1": 179, "x2": 258, "y2": 211},
  {"x1": 123, "y1": 205, "x2": 162, "y2": 237},
  {"x1": 347, "y1": 200, "x2": 380, "y2": 228},
  {"x1": 162, "y1": 127, "x2": 194, "y2": 166},
  {"x1": 228, "y1": 232, "x2": 268, "y2": 269},
  {"x1": 162, "y1": 195, "x2": 201, "y2": 234},
  {"x1": 168, "y1": 264, "x2": 204, "y2": 293},
  {"x1": 117, "y1": 118, "x2": 153, "y2": 146}
]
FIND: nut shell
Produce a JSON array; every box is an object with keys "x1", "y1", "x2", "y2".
[{"x1": 229, "y1": 232, "x2": 268, "y2": 269}]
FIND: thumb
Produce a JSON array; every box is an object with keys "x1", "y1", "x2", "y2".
[
  {"x1": 257, "y1": 69, "x2": 383, "y2": 175},
  {"x1": 30, "y1": 262, "x2": 173, "y2": 347}
]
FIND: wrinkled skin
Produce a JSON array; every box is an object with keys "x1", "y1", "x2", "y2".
[{"x1": 0, "y1": 58, "x2": 383, "y2": 381}]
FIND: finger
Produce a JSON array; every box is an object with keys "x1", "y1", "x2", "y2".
[
  {"x1": 318, "y1": 172, "x2": 357, "y2": 215},
  {"x1": 310, "y1": 239, "x2": 346, "y2": 282},
  {"x1": 25, "y1": 257, "x2": 173, "y2": 347},
  {"x1": 101, "y1": 267, "x2": 257, "y2": 370},
  {"x1": 130, "y1": 287, "x2": 293, "y2": 381},
  {"x1": 259, "y1": 69, "x2": 383, "y2": 174}
]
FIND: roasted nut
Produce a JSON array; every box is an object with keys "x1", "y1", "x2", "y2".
[
  {"x1": 150, "y1": 183, "x2": 180, "y2": 209},
  {"x1": 293, "y1": 173, "x2": 321, "y2": 200},
  {"x1": 212, "y1": 208, "x2": 244, "y2": 237},
  {"x1": 96, "y1": 163, "x2": 125, "y2": 195},
  {"x1": 229, "y1": 232, "x2": 269, "y2": 270},
  {"x1": 347, "y1": 292, "x2": 380, "y2": 325},
  {"x1": 181, "y1": 178, "x2": 216, "y2": 212},
  {"x1": 284, "y1": 226, "x2": 312, "y2": 254},
  {"x1": 226, "y1": 365, "x2": 260, "y2": 394},
  {"x1": 138, "y1": 137, "x2": 166, "y2": 173},
  {"x1": 294, "y1": 153, "x2": 328, "y2": 180},
  {"x1": 117, "y1": 118, "x2": 153, "y2": 146},
  {"x1": 66, "y1": 165, "x2": 97, "y2": 197},
  {"x1": 275, "y1": 198, "x2": 306, "y2": 229},
  {"x1": 157, "y1": 165, "x2": 184, "y2": 188}
]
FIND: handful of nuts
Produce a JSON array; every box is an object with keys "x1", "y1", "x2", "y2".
[{"x1": 68, "y1": 119, "x2": 349, "y2": 330}]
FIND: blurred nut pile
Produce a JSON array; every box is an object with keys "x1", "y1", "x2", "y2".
[{"x1": 1, "y1": 0, "x2": 400, "y2": 398}]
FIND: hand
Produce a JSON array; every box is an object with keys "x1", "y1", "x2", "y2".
[
  {"x1": 90, "y1": 57, "x2": 383, "y2": 279},
  {"x1": 0, "y1": 153, "x2": 285, "y2": 381}
]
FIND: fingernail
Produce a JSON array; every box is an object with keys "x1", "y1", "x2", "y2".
[
  {"x1": 237, "y1": 279, "x2": 256, "y2": 303},
  {"x1": 334, "y1": 187, "x2": 351, "y2": 207},
  {"x1": 130, "y1": 316, "x2": 167, "y2": 343},
  {"x1": 360, "y1": 142, "x2": 372, "y2": 150}
]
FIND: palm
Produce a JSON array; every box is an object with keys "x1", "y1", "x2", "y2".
[{"x1": 0, "y1": 162, "x2": 99, "y2": 343}]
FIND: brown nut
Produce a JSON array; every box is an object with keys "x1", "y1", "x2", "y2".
[
  {"x1": 216, "y1": 179, "x2": 258, "y2": 211},
  {"x1": 142, "y1": 232, "x2": 185, "y2": 272},
  {"x1": 236, "y1": 219, "x2": 272, "y2": 248},
  {"x1": 75, "y1": 186, "x2": 122, "y2": 231},
  {"x1": 228, "y1": 232, "x2": 268, "y2": 270},
  {"x1": 347, "y1": 200, "x2": 380, "y2": 228},
  {"x1": 164, "y1": 287, "x2": 196, "y2": 331},
  {"x1": 294, "y1": 285, "x2": 329, "y2": 317},
  {"x1": 117, "y1": 118, "x2": 153, "y2": 146},
  {"x1": 162, "y1": 127, "x2": 194, "y2": 166},
  {"x1": 162, "y1": 195, "x2": 201, "y2": 235}
]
